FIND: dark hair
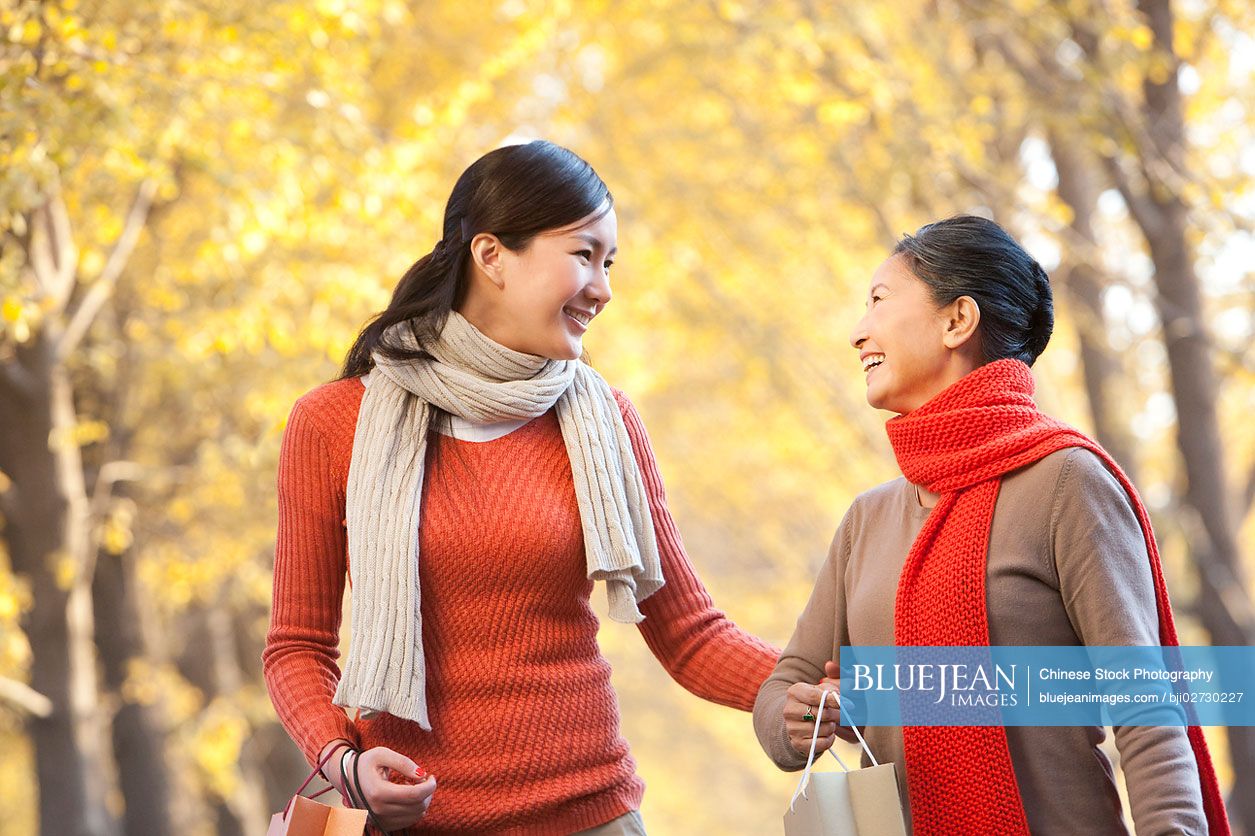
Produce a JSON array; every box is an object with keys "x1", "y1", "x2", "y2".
[
  {"x1": 339, "y1": 140, "x2": 612, "y2": 378},
  {"x1": 893, "y1": 215, "x2": 1054, "y2": 367}
]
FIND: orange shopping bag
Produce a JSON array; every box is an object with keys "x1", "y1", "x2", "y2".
[{"x1": 267, "y1": 748, "x2": 367, "y2": 836}]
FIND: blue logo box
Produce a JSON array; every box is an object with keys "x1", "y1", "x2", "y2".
[{"x1": 836, "y1": 646, "x2": 1254, "y2": 726}]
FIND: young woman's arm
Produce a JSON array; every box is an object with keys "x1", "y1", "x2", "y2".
[
  {"x1": 612, "y1": 390, "x2": 779, "y2": 709},
  {"x1": 1053, "y1": 448, "x2": 1206, "y2": 835},
  {"x1": 262, "y1": 396, "x2": 360, "y2": 766}
]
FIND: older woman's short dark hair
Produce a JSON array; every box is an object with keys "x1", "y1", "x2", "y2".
[{"x1": 894, "y1": 215, "x2": 1054, "y2": 367}]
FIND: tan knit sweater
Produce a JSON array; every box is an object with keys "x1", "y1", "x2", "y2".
[{"x1": 754, "y1": 448, "x2": 1207, "y2": 835}]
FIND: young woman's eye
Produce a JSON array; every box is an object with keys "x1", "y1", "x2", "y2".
[
  {"x1": 604, "y1": 259, "x2": 614, "y2": 271},
  {"x1": 574, "y1": 250, "x2": 593, "y2": 263}
]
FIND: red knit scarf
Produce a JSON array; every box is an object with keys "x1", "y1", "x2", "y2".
[{"x1": 886, "y1": 359, "x2": 1229, "y2": 835}]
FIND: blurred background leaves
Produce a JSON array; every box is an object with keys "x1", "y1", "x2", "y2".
[{"x1": 1, "y1": 0, "x2": 1252, "y2": 833}]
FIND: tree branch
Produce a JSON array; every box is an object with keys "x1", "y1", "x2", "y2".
[
  {"x1": 89, "y1": 460, "x2": 144, "y2": 520},
  {"x1": 26, "y1": 207, "x2": 59, "y2": 301},
  {"x1": 57, "y1": 179, "x2": 158, "y2": 362},
  {"x1": 21, "y1": 172, "x2": 78, "y2": 310},
  {"x1": 0, "y1": 676, "x2": 53, "y2": 718},
  {"x1": 1244, "y1": 458, "x2": 1255, "y2": 519},
  {"x1": 44, "y1": 187, "x2": 78, "y2": 308},
  {"x1": 1100, "y1": 153, "x2": 1165, "y2": 241},
  {"x1": 1181, "y1": 506, "x2": 1255, "y2": 643}
]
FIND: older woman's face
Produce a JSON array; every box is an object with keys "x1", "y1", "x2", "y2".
[{"x1": 848, "y1": 255, "x2": 958, "y2": 415}]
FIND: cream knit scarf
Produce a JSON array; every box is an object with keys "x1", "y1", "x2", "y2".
[{"x1": 332, "y1": 311, "x2": 663, "y2": 730}]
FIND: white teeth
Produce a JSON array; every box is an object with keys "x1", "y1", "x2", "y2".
[
  {"x1": 862, "y1": 354, "x2": 885, "y2": 372},
  {"x1": 565, "y1": 308, "x2": 591, "y2": 326}
]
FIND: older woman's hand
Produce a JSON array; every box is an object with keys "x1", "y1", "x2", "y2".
[
  {"x1": 784, "y1": 678, "x2": 843, "y2": 756},
  {"x1": 785, "y1": 660, "x2": 860, "y2": 756}
]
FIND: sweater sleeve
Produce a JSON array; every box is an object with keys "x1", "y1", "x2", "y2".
[
  {"x1": 752, "y1": 509, "x2": 852, "y2": 771},
  {"x1": 612, "y1": 390, "x2": 780, "y2": 711},
  {"x1": 1052, "y1": 448, "x2": 1207, "y2": 836},
  {"x1": 262, "y1": 397, "x2": 360, "y2": 766}
]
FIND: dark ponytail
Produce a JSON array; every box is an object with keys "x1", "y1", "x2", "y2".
[
  {"x1": 893, "y1": 215, "x2": 1054, "y2": 367},
  {"x1": 339, "y1": 141, "x2": 612, "y2": 379}
]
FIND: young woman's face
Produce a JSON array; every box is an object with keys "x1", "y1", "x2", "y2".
[
  {"x1": 466, "y1": 205, "x2": 616, "y2": 360},
  {"x1": 849, "y1": 254, "x2": 966, "y2": 415}
]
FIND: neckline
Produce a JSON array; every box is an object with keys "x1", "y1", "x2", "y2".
[
  {"x1": 440, "y1": 414, "x2": 531, "y2": 443},
  {"x1": 440, "y1": 411, "x2": 556, "y2": 448},
  {"x1": 901, "y1": 478, "x2": 932, "y2": 518}
]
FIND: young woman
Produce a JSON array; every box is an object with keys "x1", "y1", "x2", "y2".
[
  {"x1": 752, "y1": 216, "x2": 1229, "y2": 835},
  {"x1": 263, "y1": 140, "x2": 778, "y2": 834}
]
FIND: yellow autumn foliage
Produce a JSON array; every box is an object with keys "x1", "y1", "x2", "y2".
[{"x1": 0, "y1": 0, "x2": 1251, "y2": 833}]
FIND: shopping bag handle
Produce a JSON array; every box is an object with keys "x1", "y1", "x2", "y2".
[
  {"x1": 789, "y1": 688, "x2": 879, "y2": 811},
  {"x1": 282, "y1": 746, "x2": 341, "y2": 819}
]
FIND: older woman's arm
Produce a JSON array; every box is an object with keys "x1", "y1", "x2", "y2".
[{"x1": 1054, "y1": 448, "x2": 1207, "y2": 835}]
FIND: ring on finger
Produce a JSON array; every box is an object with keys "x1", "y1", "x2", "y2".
[{"x1": 802, "y1": 706, "x2": 815, "y2": 723}]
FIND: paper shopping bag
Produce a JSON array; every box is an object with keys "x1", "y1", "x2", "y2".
[
  {"x1": 268, "y1": 748, "x2": 367, "y2": 836},
  {"x1": 784, "y1": 767, "x2": 858, "y2": 835},
  {"x1": 846, "y1": 762, "x2": 906, "y2": 836},
  {"x1": 267, "y1": 795, "x2": 367, "y2": 836},
  {"x1": 783, "y1": 690, "x2": 908, "y2": 836}
]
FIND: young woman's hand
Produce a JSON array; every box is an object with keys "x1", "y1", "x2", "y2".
[{"x1": 347, "y1": 746, "x2": 437, "y2": 830}]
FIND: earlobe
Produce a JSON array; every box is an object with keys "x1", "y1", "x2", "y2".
[{"x1": 470, "y1": 233, "x2": 507, "y2": 290}]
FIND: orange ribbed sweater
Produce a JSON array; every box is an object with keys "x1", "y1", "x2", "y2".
[{"x1": 263, "y1": 377, "x2": 778, "y2": 834}]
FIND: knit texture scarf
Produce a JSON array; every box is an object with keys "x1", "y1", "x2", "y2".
[
  {"x1": 887, "y1": 358, "x2": 1229, "y2": 836},
  {"x1": 333, "y1": 312, "x2": 663, "y2": 730}
]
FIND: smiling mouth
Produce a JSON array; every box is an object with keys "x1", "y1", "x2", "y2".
[
  {"x1": 862, "y1": 353, "x2": 885, "y2": 373},
  {"x1": 564, "y1": 307, "x2": 593, "y2": 330}
]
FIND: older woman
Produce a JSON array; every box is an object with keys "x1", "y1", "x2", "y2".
[{"x1": 753, "y1": 215, "x2": 1228, "y2": 835}]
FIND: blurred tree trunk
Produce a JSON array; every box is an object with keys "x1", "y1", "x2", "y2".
[
  {"x1": 1048, "y1": 135, "x2": 1141, "y2": 483},
  {"x1": 85, "y1": 243, "x2": 176, "y2": 836},
  {"x1": 89, "y1": 316, "x2": 174, "y2": 836},
  {"x1": 0, "y1": 351, "x2": 108, "y2": 836},
  {"x1": 0, "y1": 190, "x2": 131, "y2": 835},
  {"x1": 178, "y1": 601, "x2": 270, "y2": 835},
  {"x1": 92, "y1": 537, "x2": 173, "y2": 836},
  {"x1": 258, "y1": 723, "x2": 313, "y2": 821},
  {"x1": 1, "y1": 173, "x2": 156, "y2": 833},
  {"x1": 235, "y1": 563, "x2": 309, "y2": 817},
  {"x1": 0, "y1": 344, "x2": 110, "y2": 836},
  {"x1": 1105, "y1": 0, "x2": 1254, "y2": 827}
]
